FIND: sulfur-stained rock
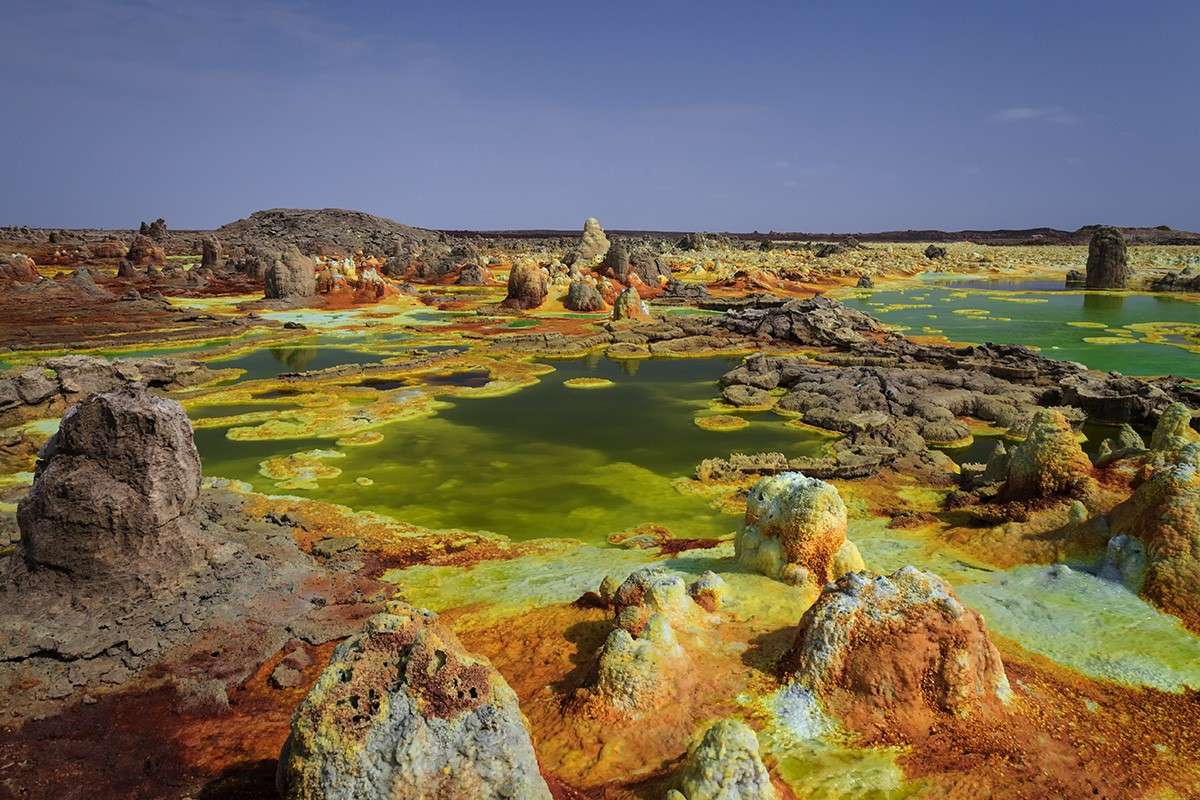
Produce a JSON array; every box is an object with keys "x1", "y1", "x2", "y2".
[
  {"x1": 612, "y1": 286, "x2": 651, "y2": 321},
  {"x1": 591, "y1": 613, "x2": 686, "y2": 715},
  {"x1": 278, "y1": 602, "x2": 552, "y2": 800},
  {"x1": 1107, "y1": 443, "x2": 1200, "y2": 630},
  {"x1": 673, "y1": 719, "x2": 775, "y2": 800},
  {"x1": 1003, "y1": 408, "x2": 1095, "y2": 500},
  {"x1": 735, "y1": 472, "x2": 863, "y2": 587},
  {"x1": 1084, "y1": 226, "x2": 1131, "y2": 289},
  {"x1": 688, "y1": 571, "x2": 728, "y2": 612},
  {"x1": 264, "y1": 245, "x2": 318, "y2": 299},
  {"x1": 501, "y1": 260, "x2": 548, "y2": 310},
  {"x1": 613, "y1": 566, "x2": 703, "y2": 634},
  {"x1": 1149, "y1": 402, "x2": 1199, "y2": 451},
  {"x1": 781, "y1": 566, "x2": 1011, "y2": 739}
]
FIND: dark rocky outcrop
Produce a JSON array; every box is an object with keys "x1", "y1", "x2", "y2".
[
  {"x1": 215, "y1": 208, "x2": 435, "y2": 258},
  {"x1": 1150, "y1": 265, "x2": 1200, "y2": 293},
  {"x1": 924, "y1": 244, "x2": 948, "y2": 259},
  {"x1": 1084, "y1": 226, "x2": 1131, "y2": 289}
]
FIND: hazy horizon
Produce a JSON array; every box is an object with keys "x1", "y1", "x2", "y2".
[{"x1": 3, "y1": 1, "x2": 1198, "y2": 232}]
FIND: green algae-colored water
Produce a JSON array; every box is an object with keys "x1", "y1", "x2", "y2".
[
  {"x1": 195, "y1": 356, "x2": 830, "y2": 542},
  {"x1": 839, "y1": 281, "x2": 1200, "y2": 378}
]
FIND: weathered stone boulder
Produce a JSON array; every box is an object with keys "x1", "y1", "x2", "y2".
[
  {"x1": 924, "y1": 244, "x2": 948, "y2": 259},
  {"x1": 278, "y1": 603, "x2": 552, "y2": 800},
  {"x1": 856, "y1": 274, "x2": 874, "y2": 288},
  {"x1": 564, "y1": 279, "x2": 605, "y2": 312},
  {"x1": 1065, "y1": 269, "x2": 1086, "y2": 287},
  {"x1": 0, "y1": 253, "x2": 39, "y2": 283},
  {"x1": 89, "y1": 239, "x2": 128, "y2": 259},
  {"x1": 781, "y1": 566, "x2": 1010, "y2": 739},
  {"x1": 671, "y1": 719, "x2": 775, "y2": 800},
  {"x1": 1084, "y1": 226, "x2": 1131, "y2": 289},
  {"x1": 612, "y1": 286, "x2": 651, "y2": 321},
  {"x1": 264, "y1": 245, "x2": 318, "y2": 299},
  {"x1": 126, "y1": 233, "x2": 166, "y2": 267},
  {"x1": 500, "y1": 260, "x2": 548, "y2": 309},
  {"x1": 735, "y1": 472, "x2": 864, "y2": 588},
  {"x1": 200, "y1": 237, "x2": 223, "y2": 271},
  {"x1": 14, "y1": 385, "x2": 206, "y2": 586},
  {"x1": 1108, "y1": 443, "x2": 1200, "y2": 630}
]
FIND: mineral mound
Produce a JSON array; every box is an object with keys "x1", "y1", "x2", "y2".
[
  {"x1": 278, "y1": 602, "x2": 552, "y2": 800},
  {"x1": 782, "y1": 566, "x2": 1011, "y2": 739},
  {"x1": 735, "y1": 472, "x2": 864, "y2": 588}
]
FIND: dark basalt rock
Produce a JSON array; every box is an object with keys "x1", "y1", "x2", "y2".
[
  {"x1": 857, "y1": 274, "x2": 874, "y2": 288},
  {"x1": 924, "y1": 244, "x2": 948, "y2": 259},
  {"x1": 1084, "y1": 226, "x2": 1131, "y2": 289}
]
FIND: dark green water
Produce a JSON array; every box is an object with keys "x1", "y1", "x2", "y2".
[
  {"x1": 841, "y1": 283, "x2": 1200, "y2": 378},
  {"x1": 208, "y1": 345, "x2": 385, "y2": 380},
  {"x1": 194, "y1": 356, "x2": 828, "y2": 542}
]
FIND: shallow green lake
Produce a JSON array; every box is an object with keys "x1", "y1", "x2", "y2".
[
  {"x1": 839, "y1": 280, "x2": 1200, "y2": 379},
  {"x1": 195, "y1": 356, "x2": 829, "y2": 542}
]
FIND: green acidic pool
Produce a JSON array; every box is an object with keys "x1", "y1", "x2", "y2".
[
  {"x1": 839, "y1": 281, "x2": 1200, "y2": 378},
  {"x1": 194, "y1": 356, "x2": 830, "y2": 542}
]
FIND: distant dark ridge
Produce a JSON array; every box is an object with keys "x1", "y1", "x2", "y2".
[{"x1": 437, "y1": 225, "x2": 1200, "y2": 246}]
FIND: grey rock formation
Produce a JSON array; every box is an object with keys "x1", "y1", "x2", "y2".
[
  {"x1": 455, "y1": 263, "x2": 491, "y2": 285},
  {"x1": 565, "y1": 279, "x2": 605, "y2": 312},
  {"x1": 264, "y1": 245, "x2": 318, "y2": 299},
  {"x1": 278, "y1": 603, "x2": 552, "y2": 800},
  {"x1": 1084, "y1": 226, "x2": 1131, "y2": 289},
  {"x1": 924, "y1": 244, "x2": 948, "y2": 259},
  {"x1": 201, "y1": 237, "x2": 223, "y2": 271},
  {"x1": 15, "y1": 385, "x2": 207, "y2": 584}
]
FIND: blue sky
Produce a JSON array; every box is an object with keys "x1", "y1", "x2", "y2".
[{"x1": 2, "y1": 0, "x2": 1197, "y2": 231}]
